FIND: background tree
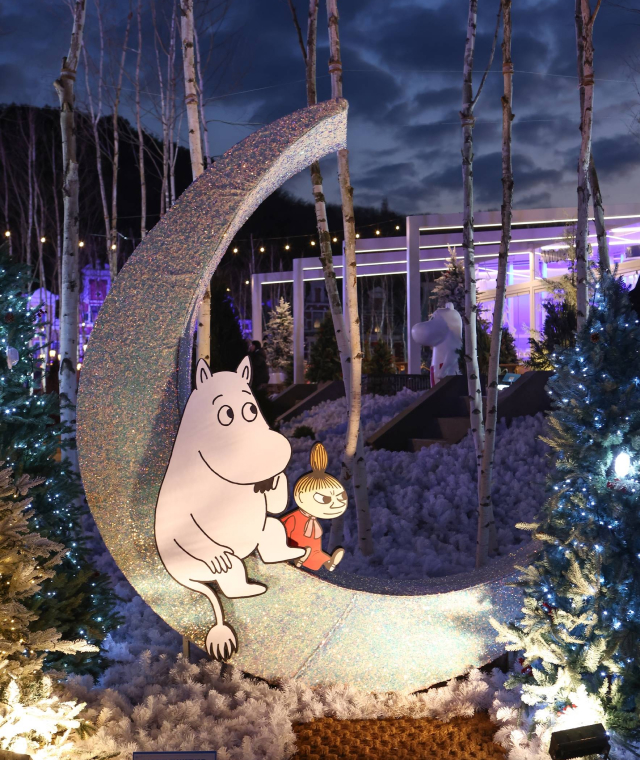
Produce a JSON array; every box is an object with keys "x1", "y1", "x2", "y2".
[
  {"x1": 494, "y1": 272, "x2": 640, "y2": 734},
  {"x1": 306, "y1": 313, "x2": 342, "y2": 382},
  {"x1": 0, "y1": 249, "x2": 120, "y2": 675},
  {"x1": 363, "y1": 340, "x2": 396, "y2": 376},
  {"x1": 264, "y1": 297, "x2": 293, "y2": 373}
]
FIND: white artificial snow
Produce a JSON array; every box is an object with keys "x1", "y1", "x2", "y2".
[{"x1": 282, "y1": 390, "x2": 549, "y2": 579}]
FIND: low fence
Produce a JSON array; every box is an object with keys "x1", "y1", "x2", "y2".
[{"x1": 362, "y1": 374, "x2": 430, "y2": 396}]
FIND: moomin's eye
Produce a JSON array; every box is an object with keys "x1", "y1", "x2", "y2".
[
  {"x1": 242, "y1": 402, "x2": 258, "y2": 422},
  {"x1": 217, "y1": 405, "x2": 234, "y2": 426},
  {"x1": 313, "y1": 493, "x2": 331, "y2": 504}
]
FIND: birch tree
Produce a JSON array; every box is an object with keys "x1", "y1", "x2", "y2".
[
  {"x1": 459, "y1": 0, "x2": 499, "y2": 566},
  {"x1": 575, "y1": 0, "x2": 603, "y2": 328},
  {"x1": 108, "y1": 5, "x2": 132, "y2": 281},
  {"x1": 180, "y1": 0, "x2": 211, "y2": 365},
  {"x1": 575, "y1": 0, "x2": 609, "y2": 273},
  {"x1": 54, "y1": 0, "x2": 87, "y2": 471},
  {"x1": 477, "y1": 0, "x2": 512, "y2": 568},
  {"x1": 325, "y1": 0, "x2": 372, "y2": 555},
  {"x1": 135, "y1": 0, "x2": 147, "y2": 240}
]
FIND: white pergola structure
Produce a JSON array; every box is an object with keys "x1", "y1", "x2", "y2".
[{"x1": 252, "y1": 204, "x2": 640, "y2": 381}]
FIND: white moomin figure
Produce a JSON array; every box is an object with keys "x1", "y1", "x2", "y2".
[
  {"x1": 155, "y1": 356, "x2": 305, "y2": 661},
  {"x1": 411, "y1": 303, "x2": 463, "y2": 385}
]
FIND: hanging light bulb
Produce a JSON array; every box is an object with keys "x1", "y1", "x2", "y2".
[{"x1": 615, "y1": 452, "x2": 631, "y2": 478}]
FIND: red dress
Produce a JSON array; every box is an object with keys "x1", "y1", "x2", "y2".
[{"x1": 281, "y1": 509, "x2": 330, "y2": 571}]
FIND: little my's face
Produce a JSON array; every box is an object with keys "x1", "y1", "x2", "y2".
[{"x1": 296, "y1": 485, "x2": 348, "y2": 519}]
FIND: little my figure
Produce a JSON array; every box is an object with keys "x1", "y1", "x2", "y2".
[{"x1": 281, "y1": 442, "x2": 347, "y2": 572}]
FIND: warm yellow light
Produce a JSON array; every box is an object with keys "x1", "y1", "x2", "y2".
[
  {"x1": 233, "y1": 247, "x2": 238, "y2": 253},
  {"x1": 285, "y1": 244, "x2": 290, "y2": 250},
  {"x1": 375, "y1": 229, "x2": 381, "y2": 235},
  {"x1": 332, "y1": 237, "x2": 338, "y2": 243},
  {"x1": 226, "y1": 287, "x2": 230, "y2": 292},
  {"x1": 259, "y1": 246, "x2": 265, "y2": 253},
  {"x1": 245, "y1": 280, "x2": 249, "y2": 285},
  {"x1": 40, "y1": 237, "x2": 46, "y2": 243},
  {"x1": 79, "y1": 241, "x2": 85, "y2": 247},
  {"x1": 76, "y1": 362, "x2": 82, "y2": 371},
  {"x1": 49, "y1": 349, "x2": 56, "y2": 358},
  {"x1": 310, "y1": 240, "x2": 316, "y2": 246},
  {"x1": 57, "y1": 354, "x2": 61, "y2": 361},
  {"x1": 111, "y1": 244, "x2": 117, "y2": 250},
  {"x1": 3, "y1": 231, "x2": 9, "y2": 238},
  {"x1": 83, "y1": 344, "x2": 88, "y2": 351},
  {"x1": 395, "y1": 225, "x2": 400, "y2": 230},
  {"x1": 356, "y1": 233, "x2": 360, "y2": 238}
]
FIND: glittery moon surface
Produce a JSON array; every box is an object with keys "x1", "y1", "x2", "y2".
[{"x1": 77, "y1": 99, "x2": 525, "y2": 693}]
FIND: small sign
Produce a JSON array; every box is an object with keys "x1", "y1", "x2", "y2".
[{"x1": 133, "y1": 753, "x2": 217, "y2": 760}]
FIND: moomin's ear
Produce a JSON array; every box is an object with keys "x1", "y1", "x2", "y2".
[
  {"x1": 196, "y1": 359, "x2": 212, "y2": 389},
  {"x1": 237, "y1": 355, "x2": 252, "y2": 384}
]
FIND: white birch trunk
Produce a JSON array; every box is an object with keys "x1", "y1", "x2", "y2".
[
  {"x1": 460, "y1": 0, "x2": 485, "y2": 477},
  {"x1": 135, "y1": 0, "x2": 147, "y2": 240},
  {"x1": 180, "y1": 0, "x2": 211, "y2": 364},
  {"x1": 575, "y1": 0, "x2": 602, "y2": 329},
  {"x1": 83, "y1": 1, "x2": 110, "y2": 261},
  {"x1": 54, "y1": 0, "x2": 87, "y2": 472},
  {"x1": 108, "y1": 9, "x2": 132, "y2": 281},
  {"x1": 326, "y1": 0, "x2": 372, "y2": 555},
  {"x1": 477, "y1": 0, "x2": 513, "y2": 568}
]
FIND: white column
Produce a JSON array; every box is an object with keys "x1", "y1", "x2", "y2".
[
  {"x1": 406, "y1": 216, "x2": 421, "y2": 375},
  {"x1": 293, "y1": 258, "x2": 305, "y2": 384},
  {"x1": 529, "y1": 251, "x2": 536, "y2": 336},
  {"x1": 251, "y1": 274, "x2": 262, "y2": 343}
]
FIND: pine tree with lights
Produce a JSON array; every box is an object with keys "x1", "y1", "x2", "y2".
[
  {"x1": 0, "y1": 249, "x2": 120, "y2": 677},
  {"x1": 0, "y1": 463, "x2": 92, "y2": 753},
  {"x1": 494, "y1": 271, "x2": 640, "y2": 734},
  {"x1": 264, "y1": 297, "x2": 293, "y2": 372}
]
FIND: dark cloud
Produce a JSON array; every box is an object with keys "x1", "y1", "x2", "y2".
[{"x1": 2, "y1": 0, "x2": 640, "y2": 214}]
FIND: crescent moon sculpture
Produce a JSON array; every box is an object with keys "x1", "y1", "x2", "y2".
[{"x1": 77, "y1": 99, "x2": 526, "y2": 693}]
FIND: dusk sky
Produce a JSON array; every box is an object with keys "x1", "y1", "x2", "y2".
[{"x1": 3, "y1": 0, "x2": 640, "y2": 216}]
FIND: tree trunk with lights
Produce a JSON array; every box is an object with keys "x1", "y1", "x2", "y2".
[
  {"x1": 326, "y1": 0, "x2": 372, "y2": 555},
  {"x1": 575, "y1": 0, "x2": 602, "y2": 329},
  {"x1": 54, "y1": 0, "x2": 87, "y2": 472},
  {"x1": 180, "y1": 0, "x2": 211, "y2": 366},
  {"x1": 477, "y1": 1, "x2": 513, "y2": 568}
]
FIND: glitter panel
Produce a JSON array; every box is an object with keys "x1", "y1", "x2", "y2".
[{"x1": 77, "y1": 99, "x2": 526, "y2": 693}]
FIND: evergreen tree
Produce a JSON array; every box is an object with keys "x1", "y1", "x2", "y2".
[
  {"x1": 264, "y1": 298, "x2": 293, "y2": 372},
  {"x1": 494, "y1": 272, "x2": 640, "y2": 734},
  {"x1": 0, "y1": 463, "x2": 91, "y2": 752},
  {"x1": 306, "y1": 313, "x2": 341, "y2": 382},
  {"x1": 208, "y1": 276, "x2": 248, "y2": 373},
  {"x1": 527, "y1": 299, "x2": 577, "y2": 371},
  {"x1": 0, "y1": 249, "x2": 120, "y2": 676},
  {"x1": 363, "y1": 340, "x2": 396, "y2": 375}
]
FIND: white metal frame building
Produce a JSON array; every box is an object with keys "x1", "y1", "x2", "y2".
[{"x1": 251, "y1": 204, "x2": 640, "y2": 381}]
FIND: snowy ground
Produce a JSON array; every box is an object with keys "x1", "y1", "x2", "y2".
[{"x1": 281, "y1": 390, "x2": 550, "y2": 579}]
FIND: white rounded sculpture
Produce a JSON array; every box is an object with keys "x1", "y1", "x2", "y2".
[{"x1": 411, "y1": 303, "x2": 463, "y2": 385}]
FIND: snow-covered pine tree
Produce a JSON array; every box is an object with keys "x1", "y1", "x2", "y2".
[
  {"x1": 494, "y1": 271, "x2": 640, "y2": 734},
  {"x1": 264, "y1": 297, "x2": 293, "y2": 373},
  {"x1": 0, "y1": 463, "x2": 93, "y2": 755},
  {"x1": 0, "y1": 249, "x2": 120, "y2": 676},
  {"x1": 431, "y1": 248, "x2": 466, "y2": 313}
]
